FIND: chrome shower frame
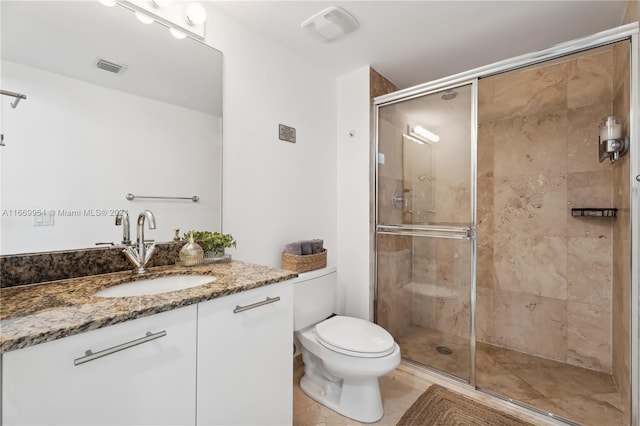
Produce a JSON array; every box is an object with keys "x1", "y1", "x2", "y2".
[{"x1": 372, "y1": 22, "x2": 639, "y2": 425}]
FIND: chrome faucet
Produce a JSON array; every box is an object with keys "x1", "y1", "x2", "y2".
[
  {"x1": 122, "y1": 210, "x2": 157, "y2": 274},
  {"x1": 115, "y1": 210, "x2": 131, "y2": 245}
]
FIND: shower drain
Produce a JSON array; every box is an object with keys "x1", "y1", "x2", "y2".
[{"x1": 436, "y1": 346, "x2": 453, "y2": 355}]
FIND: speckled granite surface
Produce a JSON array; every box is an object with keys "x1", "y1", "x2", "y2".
[
  {"x1": 0, "y1": 261, "x2": 297, "y2": 354},
  {"x1": 0, "y1": 242, "x2": 182, "y2": 288}
]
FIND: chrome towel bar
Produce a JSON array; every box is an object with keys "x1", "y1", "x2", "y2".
[
  {"x1": 1, "y1": 89, "x2": 27, "y2": 109},
  {"x1": 126, "y1": 193, "x2": 199, "y2": 202}
]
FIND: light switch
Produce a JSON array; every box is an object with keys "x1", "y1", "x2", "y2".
[{"x1": 34, "y1": 211, "x2": 55, "y2": 226}]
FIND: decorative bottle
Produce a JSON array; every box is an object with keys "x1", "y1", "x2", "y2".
[{"x1": 179, "y1": 230, "x2": 204, "y2": 266}]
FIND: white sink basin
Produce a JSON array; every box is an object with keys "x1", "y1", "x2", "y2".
[{"x1": 95, "y1": 274, "x2": 216, "y2": 298}]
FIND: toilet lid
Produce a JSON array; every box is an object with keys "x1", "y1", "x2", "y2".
[{"x1": 315, "y1": 316, "x2": 396, "y2": 357}]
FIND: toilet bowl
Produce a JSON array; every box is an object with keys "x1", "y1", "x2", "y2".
[{"x1": 294, "y1": 268, "x2": 401, "y2": 423}]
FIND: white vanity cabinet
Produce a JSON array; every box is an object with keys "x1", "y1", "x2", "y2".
[
  {"x1": 197, "y1": 281, "x2": 294, "y2": 426},
  {"x1": 2, "y1": 305, "x2": 198, "y2": 426}
]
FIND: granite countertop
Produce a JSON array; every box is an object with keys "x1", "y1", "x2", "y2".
[{"x1": 0, "y1": 261, "x2": 297, "y2": 354}]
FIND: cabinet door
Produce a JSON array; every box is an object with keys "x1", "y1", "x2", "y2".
[
  {"x1": 2, "y1": 305, "x2": 197, "y2": 426},
  {"x1": 197, "y1": 282, "x2": 293, "y2": 426}
]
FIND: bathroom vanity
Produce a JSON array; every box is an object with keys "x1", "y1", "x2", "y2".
[{"x1": 0, "y1": 261, "x2": 296, "y2": 425}]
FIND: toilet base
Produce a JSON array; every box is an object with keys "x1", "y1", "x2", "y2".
[{"x1": 299, "y1": 370, "x2": 384, "y2": 423}]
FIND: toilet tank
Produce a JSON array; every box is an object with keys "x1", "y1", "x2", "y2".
[{"x1": 293, "y1": 267, "x2": 337, "y2": 331}]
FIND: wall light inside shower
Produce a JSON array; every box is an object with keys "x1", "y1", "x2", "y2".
[
  {"x1": 403, "y1": 125, "x2": 440, "y2": 145},
  {"x1": 598, "y1": 115, "x2": 628, "y2": 164}
]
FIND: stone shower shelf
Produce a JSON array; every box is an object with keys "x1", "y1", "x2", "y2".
[{"x1": 571, "y1": 208, "x2": 618, "y2": 218}]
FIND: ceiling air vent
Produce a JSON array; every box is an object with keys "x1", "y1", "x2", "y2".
[
  {"x1": 302, "y1": 6, "x2": 359, "y2": 43},
  {"x1": 95, "y1": 58, "x2": 127, "y2": 74}
]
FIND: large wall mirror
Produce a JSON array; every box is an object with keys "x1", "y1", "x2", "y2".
[{"x1": 0, "y1": 1, "x2": 223, "y2": 255}]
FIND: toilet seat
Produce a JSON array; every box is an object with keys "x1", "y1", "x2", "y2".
[{"x1": 314, "y1": 316, "x2": 396, "y2": 358}]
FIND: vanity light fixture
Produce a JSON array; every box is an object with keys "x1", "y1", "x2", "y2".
[
  {"x1": 185, "y1": 2, "x2": 207, "y2": 25},
  {"x1": 107, "y1": 0, "x2": 207, "y2": 40},
  {"x1": 403, "y1": 133, "x2": 428, "y2": 145},
  {"x1": 412, "y1": 125, "x2": 440, "y2": 143},
  {"x1": 598, "y1": 115, "x2": 628, "y2": 164},
  {"x1": 135, "y1": 11, "x2": 154, "y2": 24},
  {"x1": 169, "y1": 28, "x2": 187, "y2": 40},
  {"x1": 403, "y1": 125, "x2": 439, "y2": 145},
  {"x1": 151, "y1": 0, "x2": 173, "y2": 7}
]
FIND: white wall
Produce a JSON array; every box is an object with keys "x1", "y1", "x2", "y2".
[
  {"x1": 204, "y1": 5, "x2": 337, "y2": 269},
  {"x1": 0, "y1": 60, "x2": 221, "y2": 254},
  {"x1": 336, "y1": 66, "x2": 371, "y2": 319}
]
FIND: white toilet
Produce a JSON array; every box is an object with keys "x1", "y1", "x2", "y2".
[{"x1": 294, "y1": 267, "x2": 401, "y2": 423}]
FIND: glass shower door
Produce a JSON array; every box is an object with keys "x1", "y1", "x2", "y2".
[{"x1": 375, "y1": 83, "x2": 475, "y2": 382}]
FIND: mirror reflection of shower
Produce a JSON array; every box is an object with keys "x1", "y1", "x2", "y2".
[
  {"x1": 397, "y1": 88, "x2": 463, "y2": 226},
  {"x1": 401, "y1": 125, "x2": 436, "y2": 225}
]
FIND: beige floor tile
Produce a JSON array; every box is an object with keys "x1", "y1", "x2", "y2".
[
  {"x1": 293, "y1": 362, "x2": 560, "y2": 426},
  {"x1": 512, "y1": 364, "x2": 617, "y2": 399},
  {"x1": 388, "y1": 325, "x2": 625, "y2": 425},
  {"x1": 522, "y1": 395, "x2": 624, "y2": 426},
  {"x1": 396, "y1": 326, "x2": 470, "y2": 380},
  {"x1": 476, "y1": 349, "x2": 546, "y2": 401},
  {"x1": 293, "y1": 366, "x2": 428, "y2": 426}
]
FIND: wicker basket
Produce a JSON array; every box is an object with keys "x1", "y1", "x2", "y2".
[{"x1": 281, "y1": 249, "x2": 327, "y2": 273}]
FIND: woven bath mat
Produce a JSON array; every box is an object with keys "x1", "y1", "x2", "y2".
[{"x1": 397, "y1": 384, "x2": 536, "y2": 426}]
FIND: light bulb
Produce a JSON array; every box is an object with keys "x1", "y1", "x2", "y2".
[
  {"x1": 170, "y1": 28, "x2": 187, "y2": 39},
  {"x1": 135, "y1": 11, "x2": 154, "y2": 24},
  {"x1": 98, "y1": 0, "x2": 117, "y2": 6},
  {"x1": 186, "y1": 2, "x2": 207, "y2": 25}
]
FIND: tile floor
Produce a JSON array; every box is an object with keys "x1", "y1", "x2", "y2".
[
  {"x1": 293, "y1": 362, "x2": 558, "y2": 426},
  {"x1": 396, "y1": 325, "x2": 626, "y2": 426}
]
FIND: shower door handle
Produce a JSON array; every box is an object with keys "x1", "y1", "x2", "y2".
[
  {"x1": 377, "y1": 225, "x2": 473, "y2": 240},
  {"x1": 391, "y1": 190, "x2": 407, "y2": 209}
]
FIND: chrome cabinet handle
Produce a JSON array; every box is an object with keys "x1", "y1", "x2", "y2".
[
  {"x1": 233, "y1": 297, "x2": 281, "y2": 314},
  {"x1": 74, "y1": 330, "x2": 167, "y2": 366}
]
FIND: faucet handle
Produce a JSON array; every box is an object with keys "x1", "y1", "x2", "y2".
[
  {"x1": 95, "y1": 242, "x2": 115, "y2": 247},
  {"x1": 143, "y1": 241, "x2": 157, "y2": 263}
]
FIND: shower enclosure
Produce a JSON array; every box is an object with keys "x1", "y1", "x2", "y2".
[{"x1": 374, "y1": 25, "x2": 638, "y2": 426}]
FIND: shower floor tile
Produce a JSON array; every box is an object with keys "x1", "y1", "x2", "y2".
[
  {"x1": 394, "y1": 325, "x2": 625, "y2": 426},
  {"x1": 396, "y1": 325, "x2": 471, "y2": 380}
]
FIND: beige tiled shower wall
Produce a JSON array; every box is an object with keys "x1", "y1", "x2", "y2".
[
  {"x1": 612, "y1": 37, "x2": 632, "y2": 422},
  {"x1": 377, "y1": 234, "x2": 413, "y2": 337},
  {"x1": 376, "y1": 83, "x2": 414, "y2": 338},
  {"x1": 477, "y1": 47, "x2": 618, "y2": 372},
  {"x1": 612, "y1": 3, "x2": 637, "y2": 417}
]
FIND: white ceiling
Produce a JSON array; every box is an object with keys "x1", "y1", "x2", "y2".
[{"x1": 212, "y1": 1, "x2": 629, "y2": 89}]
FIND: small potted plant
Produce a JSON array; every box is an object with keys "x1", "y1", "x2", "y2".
[{"x1": 185, "y1": 231, "x2": 237, "y2": 258}]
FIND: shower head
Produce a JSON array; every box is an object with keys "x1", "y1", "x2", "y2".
[{"x1": 441, "y1": 90, "x2": 457, "y2": 101}]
